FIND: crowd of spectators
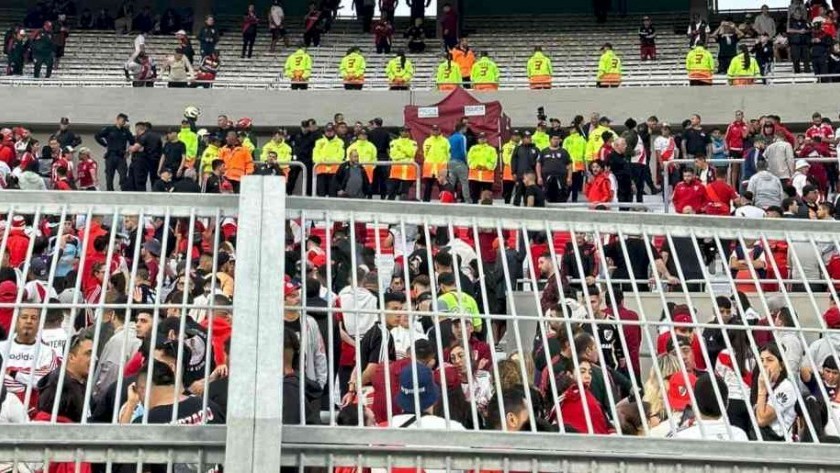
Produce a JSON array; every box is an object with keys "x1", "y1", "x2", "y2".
[{"x1": 0, "y1": 171, "x2": 839, "y2": 448}]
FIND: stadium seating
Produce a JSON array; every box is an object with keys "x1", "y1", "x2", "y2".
[{"x1": 0, "y1": 9, "x2": 818, "y2": 89}]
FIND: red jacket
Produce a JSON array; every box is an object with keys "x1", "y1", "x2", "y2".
[
  {"x1": 556, "y1": 387, "x2": 612, "y2": 434},
  {"x1": 7, "y1": 227, "x2": 30, "y2": 268},
  {"x1": 201, "y1": 316, "x2": 232, "y2": 367},
  {"x1": 672, "y1": 180, "x2": 708, "y2": 214},
  {"x1": 705, "y1": 180, "x2": 739, "y2": 215},
  {"x1": 585, "y1": 172, "x2": 612, "y2": 204},
  {"x1": 32, "y1": 411, "x2": 93, "y2": 473},
  {"x1": 724, "y1": 120, "x2": 748, "y2": 153},
  {"x1": 0, "y1": 143, "x2": 14, "y2": 165}
]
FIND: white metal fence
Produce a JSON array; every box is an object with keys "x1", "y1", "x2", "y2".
[{"x1": 0, "y1": 177, "x2": 839, "y2": 473}]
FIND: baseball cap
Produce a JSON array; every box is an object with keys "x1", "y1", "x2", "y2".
[
  {"x1": 60, "y1": 117, "x2": 70, "y2": 125},
  {"x1": 143, "y1": 239, "x2": 162, "y2": 257},
  {"x1": 11, "y1": 215, "x2": 25, "y2": 228},
  {"x1": 667, "y1": 372, "x2": 697, "y2": 411},
  {"x1": 477, "y1": 132, "x2": 487, "y2": 139},
  {"x1": 795, "y1": 159, "x2": 810, "y2": 170},
  {"x1": 325, "y1": 123, "x2": 335, "y2": 131},
  {"x1": 511, "y1": 130, "x2": 521, "y2": 136},
  {"x1": 0, "y1": 280, "x2": 17, "y2": 299},
  {"x1": 284, "y1": 279, "x2": 301, "y2": 297},
  {"x1": 397, "y1": 363, "x2": 440, "y2": 414},
  {"x1": 117, "y1": 113, "x2": 129, "y2": 122},
  {"x1": 28, "y1": 257, "x2": 48, "y2": 279},
  {"x1": 431, "y1": 124, "x2": 440, "y2": 131},
  {"x1": 824, "y1": 307, "x2": 840, "y2": 329},
  {"x1": 160, "y1": 167, "x2": 174, "y2": 175},
  {"x1": 197, "y1": 128, "x2": 210, "y2": 137},
  {"x1": 523, "y1": 131, "x2": 532, "y2": 137},
  {"x1": 175, "y1": 29, "x2": 187, "y2": 36},
  {"x1": 599, "y1": 116, "x2": 612, "y2": 124}
]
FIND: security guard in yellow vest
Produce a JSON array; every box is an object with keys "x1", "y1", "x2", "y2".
[
  {"x1": 386, "y1": 51, "x2": 414, "y2": 90},
  {"x1": 313, "y1": 123, "x2": 345, "y2": 196},
  {"x1": 527, "y1": 46, "x2": 553, "y2": 89},
  {"x1": 501, "y1": 131, "x2": 520, "y2": 203},
  {"x1": 470, "y1": 51, "x2": 501, "y2": 91},
  {"x1": 387, "y1": 126, "x2": 418, "y2": 200},
  {"x1": 533, "y1": 122, "x2": 550, "y2": 151},
  {"x1": 467, "y1": 132, "x2": 498, "y2": 203},
  {"x1": 284, "y1": 46, "x2": 313, "y2": 90},
  {"x1": 727, "y1": 45, "x2": 761, "y2": 86},
  {"x1": 422, "y1": 125, "x2": 450, "y2": 201},
  {"x1": 260, "y1": 129, "x2": 294, "y2": 175},
  {"x1": 340, "y1": 46, "x2": 366, "y2": 90},
  {"x1": 685, "y1": 42, "x2": 715, "y2": 86},
  {"x1": 596, "y1": 42, "x2": 622, "y2": 87},
  {"x1": 436, "y1": 52, "x2": 462, "y2": 91},
  {"x1": 346, "y1": 129, "x2": 378, "y2": 190}
]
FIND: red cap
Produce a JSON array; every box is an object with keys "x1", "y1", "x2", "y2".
[
  {"x1": 824, "y1": 307, "x2": 840, "y2": 329},
  {"x1": 284, "y1": 280, "x2": 300, "y2": 297},
  {"x1": 0, "y1": 280, "x2": 16, "y2": 299},
  {"x1": 667, "y1": 372, "x2": 697, "y2": 411}
]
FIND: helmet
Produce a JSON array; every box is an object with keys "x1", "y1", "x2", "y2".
[
  {"x1": 184, "y1": 105, "x2": 201, "y2": 119},
  {"x1": 236, "y1": 117, "x2": 253, "y2": 129}
]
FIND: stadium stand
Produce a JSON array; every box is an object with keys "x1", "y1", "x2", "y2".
[{"x1": 0, "y1": 9, "x2": 823, "y2": 89}]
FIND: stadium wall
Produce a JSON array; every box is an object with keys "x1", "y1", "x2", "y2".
[{"x1": 6, "y1": 84, "x2": 839, "y2": 131}]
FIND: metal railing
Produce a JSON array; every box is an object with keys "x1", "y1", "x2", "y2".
[
  {"x1": 1, "y1": 181, "x2": 840, "y2": 473},
  {"x1": 311, "y1": 160, "x2": 422, "y2": 200},
  {"x1": 0, "y1": 70, "x2": 833, "y2": 90}
]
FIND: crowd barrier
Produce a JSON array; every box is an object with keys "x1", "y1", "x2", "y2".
[{"x1": 0, "y1": 180, "x2": 838, "y2": 473}]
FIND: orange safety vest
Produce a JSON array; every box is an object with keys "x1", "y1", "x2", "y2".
[
  {"x1": 390, "y1": 162, "x2": 417, "y2": 181},
  {"x1": 450, "y1": 47, "x2": 475, "y2": 78},
  {"x1": 473, "y1": 83, "x2": 498, "y2": 91},
  {"x1": 598, "y1": 73, "x2": 621, "y2": 86},
  {"x1": 422, "y1": 162, "x2": 446, "y2": 178},
  {"x1": 220, "y1": 145, "x2": 254, "y2": 182},
  {"x1": 502, "y1": 165, "x2": 513, "y2": 181},
  {"x1": 529, "y1": 75, "x2": 552, "y2": 89},
  {"x1": 688, "y1": 70, "x2": 713, "y2": 83},
  {"x1": 730, "y1": 77, "x2": 755, "y2": 86},
  {"x1": 438, "y1": 83, "x2": 457, "y2": 91},
  {"x1": 344, "y1": 75, "x2": 365, "y2": 84},
  {"x1": 468, "y1": 168, "x2": 494, "y2": 182}
]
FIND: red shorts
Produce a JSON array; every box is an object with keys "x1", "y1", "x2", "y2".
[{"x1": 640, "y1": 44, "x2": 657, "y2": 60}]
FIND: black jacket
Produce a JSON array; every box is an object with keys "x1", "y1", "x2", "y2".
[
  {"x1": 367, "y1": 127, "x2": 392, "y2": 159},
  {"x1": 172, "y1": 178, "x2": 202, "y2": 193},
  {"x1": 51, "y1": 129, "x2": 82, "y2": 149},
  {"x1": 335, "y1": 162, "x2": 371, "y2": 196},
  {"x1": 95, "y1": 125, "x2": 134, "y2": 154},
  {"x1": 510, "y1": 143, "x2": 540, "y2": 177},
  {"x1": 293, "y1": 130, "x2": 319, "y2": 164}
]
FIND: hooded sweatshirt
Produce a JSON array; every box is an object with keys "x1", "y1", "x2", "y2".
[
  {"x1": 201, "y1": 316, "x2": 232, "y2": 367},
  {"x1": 747, "y1": 171, "x2": 783, "y2": 208},
  {"x1": 18, "y1": 170, "x2": 46, "y2": 190},
  {"x1": 552, "y1": 386, "x2": 612, "y2": 434}
]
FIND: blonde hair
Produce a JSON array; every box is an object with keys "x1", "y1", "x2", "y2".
[
  {"x1": 508, "y1": 350, "x2": 536, "y2": 388},
  {"x1": 642, "y1": 353, "x2": 682, "y2": 418}
]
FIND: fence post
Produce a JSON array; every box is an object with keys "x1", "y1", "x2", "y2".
[{"x1": 225, "y1": 176, "x2": 286, "y2": 473}]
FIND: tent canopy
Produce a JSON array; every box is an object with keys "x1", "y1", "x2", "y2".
[{"x1": 403, "y1": 88, "x2": 511, "y2": 149}]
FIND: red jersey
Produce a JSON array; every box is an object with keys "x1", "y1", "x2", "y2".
[
  {"x1": 54, "y1": 178, "x2": 73, "y2": 191},
  {"x1": 704, "y1": 179, "x2": 739, "y2": 215},
  {"x1": 51, "y1": 156, "x2": 74, "y2": 184},
  {"x1": 18, "y1": 152, "x2": 35, "y2": 172},
  {"x1": 672, "y1": 179, "x2": 708, "y2": 214},
  {"x1": 805, "y1": 123, "x2": 834, "y2": 141},
  {"x1": 597, "y1": 143, "x2": 613, "y2": 162},
  {"x1": 0, "y1": 144, "x2": 14, "y2": 166},
  {"x1": 77, "y1": 158, "x2": 98, "y2": 189},
  {"x1": 724, "y1": 120, "x2": 748, "y2": 152}
]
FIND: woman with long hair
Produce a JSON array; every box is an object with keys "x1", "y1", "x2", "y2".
[
  {"x1": 714, "y1": 326, "x2": 756, "y2": 434},
  {"x1": 752, "y1": 342, "x2": 798, "y2": 441},
  {"x1": 642, "y1": 353, "x2": 681, "y2": 434}
]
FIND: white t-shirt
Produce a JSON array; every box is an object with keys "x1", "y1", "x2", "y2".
[
  {"x1": 826, "y1": 402, "x2": 840, "y2": 437},
  {"x1": 0, "y1": 339, "x2": 62, "y2": 394},
  {"x1": 270, "y1": 5, "x2": 284, "y2": 27},
  {"x1": 0, "y1": 391, "x2": 28, "y2": 423},
  {"x1": 670, "y1": 418, "x2": 749, "y2": 441},
  {"x1": 390, "y1": 324, "x2": 427, "y2": 359},
  {"x1": 766, "y1": 378, "x2": 797, "y2": 439}
]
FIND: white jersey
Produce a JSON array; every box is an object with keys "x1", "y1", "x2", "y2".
[
  {"x1": 767, "y1": 378, "x2": 798, "y2": 439},
  {"x1": 0, "y1": 339, "x2": 62, "y2": 394},
  {"x1": 670, "y1": 418, "x2": 749, "y2": 441},
  {"x1": 40, "y1": 327, "x2": 71, "y2": 354}
]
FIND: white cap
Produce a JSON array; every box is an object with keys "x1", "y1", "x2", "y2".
[
  {"x1": 795, "y1": 159, "x2": 810, "y2": 170},
  {"x1": 175, "y1": 30, "x2": 187, "y2": 36},
  {"x1": 197, "y1": 128, "x2": 209, "y2": 137}
]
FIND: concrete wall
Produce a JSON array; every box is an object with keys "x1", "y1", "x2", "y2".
[{"x1": 5, "y1": 84, "x2": 840, "y2": 131}]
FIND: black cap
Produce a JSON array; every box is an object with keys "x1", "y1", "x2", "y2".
[
  {"x1": 599, "y1": 116, "x2": 612, "y2": 124},
  {"x1": 549, "y1": 118, "x2": 560, "y2": 123},
  {"x1": 160, "y1": 167, "x2": 174, "y2": 175},
  {"x1": 117, "y1": 113, "x2": 129, "y2": 122}
]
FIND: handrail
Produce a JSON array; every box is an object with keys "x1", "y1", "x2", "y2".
[
  {"x1": 283, "y1": 161, "x2": 308, "y2": 197},
  {"x1": 311, "y1": 160, "x2": 422, "y2": 201},
  {"x1": 1, "y1": 70, "x2": 833, "y2": 90}
]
